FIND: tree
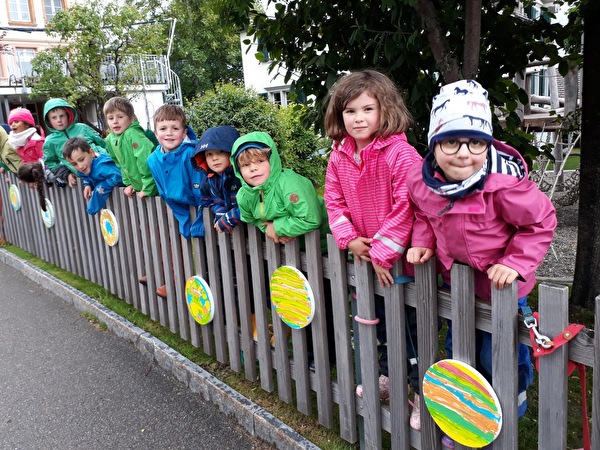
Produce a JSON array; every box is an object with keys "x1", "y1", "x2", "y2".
[
  {"x1": 187, "y1": 83, "x2": 328, "y2": 186},
  {"x1": 244, "y1": 0, "x2": 570, "y2": 156},
  {"x1": 153, "y1": 0, "x2": 248, "y2": 100},
  {"x1": 572, "y1": 0, "x2": 600, "y2": 308},
  {"x1": 29, "y1": 0, "x2": 165, "y2": 132}
]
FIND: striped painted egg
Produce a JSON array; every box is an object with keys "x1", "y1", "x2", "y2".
[{"x1": 423, "y1": 359, "x2": 502, "y2": 447}]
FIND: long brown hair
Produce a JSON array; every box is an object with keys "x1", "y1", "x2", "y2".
[
  {"x1": 17, "y1": 162, "x2": 47, "y2": 211},
  {"x1": 324, "y1": 69, "x2": 413, "y2": 142}
]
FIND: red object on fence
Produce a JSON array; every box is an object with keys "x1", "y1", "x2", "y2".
[{"x1": 528, "y1": 311, "x2": 590, "y2": 450}]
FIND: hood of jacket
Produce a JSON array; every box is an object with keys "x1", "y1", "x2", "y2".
[
  {"x1": 43, "y1": 98, "x2": 77, "y2": 133},
  {"x1": 230, "y1": 131, "x2": 282, "y2": 192}
]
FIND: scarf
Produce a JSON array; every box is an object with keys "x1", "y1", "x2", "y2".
[
  {"x1": 8, "y1": 127, "x2": 38, "y2": 148},
  {"x1": 422, "y1": 144, "x2": 525, "y2": 214}
]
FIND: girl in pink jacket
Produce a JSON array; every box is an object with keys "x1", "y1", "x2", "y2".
[
  {"x1": 406, "y1": 79, "x2": 556, "y2": 448},
  {"x1": 8, "y1": 108, "x2": 45, "y2": 163},
  {"x1": 323, "y1": 69, "x2": 422, "y2": 428}
]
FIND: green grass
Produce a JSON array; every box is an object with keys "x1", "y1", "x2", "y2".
[
  {"x1": 4, "y1": 244, "x2": 355, "y2": 450},
  {"x1": 533, "y1": 154, "x2": 580, "y2": 171},
  {"x1": 5, "y1": 243, "x2": 592, "y2": 449}
]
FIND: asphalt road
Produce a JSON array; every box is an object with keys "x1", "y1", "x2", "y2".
[{"x1": 0, "y1": 262, "x2": 270, "y2": 450}]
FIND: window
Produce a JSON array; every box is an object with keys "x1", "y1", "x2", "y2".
[
  {"x1": 44, "y1": 0, "x2": 64, "y2": 22},
  {"x1": 15, "y1": 48, "x2": 36, "y2": 78},
  {"x1": 8, "y1": 0, "x2": 33, "y2": 23}
]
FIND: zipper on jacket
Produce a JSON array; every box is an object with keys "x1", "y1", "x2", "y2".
[
  {"x1": 438, "y1": 199, "x2": 455, "y2": 215},
  {"x1": 259, "y1": 189, "x2": 265, "y2": 220}
]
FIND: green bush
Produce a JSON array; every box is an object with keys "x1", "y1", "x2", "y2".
[{"x1": 186, "y1": 83, "x2": 329, "y2": 187}]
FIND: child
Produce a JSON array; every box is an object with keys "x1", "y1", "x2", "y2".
[
  {"x1": 323, "y1": 69, "x2": 422, "y2": 426},
  {"x1": 8, "y1": 107, "x2": 45, "y2": 163},
  {"x1": 147, "y1": 104, "x2": 204, "y2": 239},
  {"x1": 231, "y1": 131, "x2": 329, "y2": 246},
  {"x1": 63, "y1": 137, "x2": 125, "y2": 215},
  {"x1": 231, "y1": 131, "x2": 336, "y2": 361},
  {"x1": 0, "y1": 125, "x2": 22, "y2": 174},
  {"x1": 42, "y1": 98, "x2": 106, "y2": 188},
  {"x1": 103, "y1": 97, "x2": 157, "y2": 199},
  {"x1": 405, "y1": 79, "x2": 556, "y2": 447},
  {"x1": 192, "y1": 125, "x2": 241, "y2": 233}
]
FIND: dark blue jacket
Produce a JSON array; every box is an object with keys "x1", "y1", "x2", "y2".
[{"x1": 199, "y1": 165, "x2": 241, "y2": 232}]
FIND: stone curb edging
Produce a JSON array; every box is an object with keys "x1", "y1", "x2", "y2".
[{"x1": 0, "y1": 249, "x2": 320, "y2": 450}]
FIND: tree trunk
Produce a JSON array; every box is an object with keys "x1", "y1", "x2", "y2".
[
  {"x1": 463, "y1": 0, "x2": 482, "y2": 79},
  {"x1": 414, "y1": 0, "x2": 461, "y2": 83},
  {"x1": 571, "y1": 1, "x2": 600, "y2": 308}
]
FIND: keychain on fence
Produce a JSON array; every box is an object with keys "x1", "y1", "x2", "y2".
[{"x1": 521, "y1": 306, "x2": 590, "y2": 450}]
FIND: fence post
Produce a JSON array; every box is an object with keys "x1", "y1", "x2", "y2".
[
  {"x1": 415, "y1": 257, "x2": 441, "y2": 449},
  {"x1": 491, "y1": 282, "x2": 518, "y2": 450},
  {"x1": 326, "y1": 234, "x2": 357, "y2": 443},
  {"x1": 385, "y1": 263, "x2": 410, "y2": 450},
  {"x1": 538, "y1": 283, "x2": 570, "y2": 449},
  {"x1": 354, "y1": 260, "x2": 381, "y2": 450}
]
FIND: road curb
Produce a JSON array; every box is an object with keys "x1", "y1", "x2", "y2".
[{"x1": 0, "y1": 249, "x2": 320, "y2": 450}]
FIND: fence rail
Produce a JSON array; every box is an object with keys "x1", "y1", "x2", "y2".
[{"x1": 0, "y1": 172, "x2": 596, "y2": 450}]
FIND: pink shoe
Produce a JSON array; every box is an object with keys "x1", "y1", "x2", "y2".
[
  {"x1": 409, "y1": 394, "x2": 421, "y2": 430},
  {"x1": 356, "y1": 375, "x2": 390, "y2": 400}
]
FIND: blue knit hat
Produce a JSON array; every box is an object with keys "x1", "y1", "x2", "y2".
[
  {"x1": 194, "y1": 125, "x2": 240, "y2": 155},
  {"x1": 427, "y1": 79, "x2": 493, "y2": 151}
]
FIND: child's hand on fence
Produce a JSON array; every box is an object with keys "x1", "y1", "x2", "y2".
[
  {"x1": 348, "y1": 237, "x2": 372, "y2": 265},
  {"x1": 262, "y1": 221, "x2": 295, "y2": 244},
  {"x1": 137, "y1": 191, "x2": 147, "y2": 199},
  {"x1": 123, "y1": 186, "x2": 135, "y2": 198},
  {"x1": 83, "y1": 185, "x2": 92, "y2": 201},
  {"x1": 373, "y1": 263, "x2": 394, "y2": 288},
  {"x1": 406, "y1": 247, "x2": 434, "y2": 264},
  {"x1": 68, "y1": 173, "x2": 78, "y2": 188},
  {"x1": 487, "y1": 263, "x2": 519, "y2": 290}
]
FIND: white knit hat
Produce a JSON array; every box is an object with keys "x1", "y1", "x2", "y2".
[{"x1": 427, "y1": 79, "x2": 493, "y2": 151}]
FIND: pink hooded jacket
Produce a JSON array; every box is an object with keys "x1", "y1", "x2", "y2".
[
  {"x1": 324, "y1": 133, "x2": 422, "y2": 269},
  {"x1": 406, "y1": 140, "x2": 556, "y2": 300}
]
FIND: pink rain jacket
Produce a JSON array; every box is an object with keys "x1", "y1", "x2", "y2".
[
  {"x1": 324, "y1": 133, "x2": 422, "y2": 269},
  {"x1": 407, "y1": 140, "x2": 556, "y2": 300}
]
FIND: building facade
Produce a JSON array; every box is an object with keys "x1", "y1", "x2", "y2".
[{"x1": 0, "y1": 0, "x2": 176, "y2": 133}]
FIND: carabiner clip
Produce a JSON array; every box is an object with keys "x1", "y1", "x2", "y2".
[{"x1": 521, "y1": 306, "x2": 554, "y2": 349}]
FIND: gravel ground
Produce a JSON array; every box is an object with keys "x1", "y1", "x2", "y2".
[{"x1": 536, "y1": 196, "x2": 578, "y2": 280}]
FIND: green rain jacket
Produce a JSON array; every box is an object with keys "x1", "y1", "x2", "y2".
[
  {"x1": 0, "y1": 126, "x2": 22, "y2": 174},
  {"x1": 42, "y1": 98, "x2": 106, "y2": 174},
  {"x1": 230, "y1": 131, "x2": 329, "y2": 251},
  {"x1": 105, "y1": 117, "x2": 157, "y2": 196}
]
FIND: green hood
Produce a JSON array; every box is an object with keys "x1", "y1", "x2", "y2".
[
  {"x1": 42, "y1": 98, "x2": 77, "y2": 132},
  {"x1": 230, "y1": 131, "x2": 282, "y2": 192}
]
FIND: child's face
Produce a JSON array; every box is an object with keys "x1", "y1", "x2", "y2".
[
  {"x1": 342, "y1": 91, "x2": 380, "y2": 150},
  {"x1": 9, "y1": 120, "x2": 29, "y2": 134},
  {"x1": 239, "y1": 154, "x2": 271, "y2": 187},
  {"x1": 155, "y1": 119, "x2": 186, "y2": 152},
  {"x1": 205, "y1": 150, "x2": 230, "y2": 175},
  {"x1": 434, "y1": 138, "x2": 488, "y2": 183},
  {"x1": 66, "y1": 148, "x2": 95, "y2": 175},
  {"x1": 105, "y1": 110, "x2": 134, "y2": 136},
  {"x1": 47, "y1": 108, "x2": 69, "y2": 131}
]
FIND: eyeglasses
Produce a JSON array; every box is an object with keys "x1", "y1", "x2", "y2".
[{"x1": 438, "y1": 138, "x2": 490, "y2": 155}]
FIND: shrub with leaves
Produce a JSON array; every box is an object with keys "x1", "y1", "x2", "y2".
[{"x1": 186, "y1": 83, "x2": 328, "y2": 187}]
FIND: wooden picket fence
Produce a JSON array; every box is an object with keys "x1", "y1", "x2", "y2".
[{"x1": 0, "y1": 171, "x2": 597, "y2": 450}]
